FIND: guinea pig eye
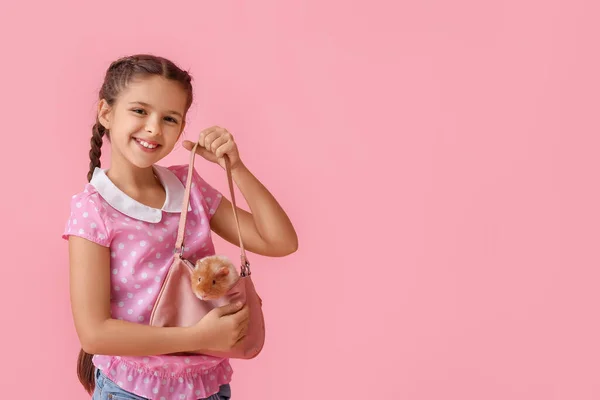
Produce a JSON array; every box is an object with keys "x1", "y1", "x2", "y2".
[
  {"x1": 212, "y1": 280, "x2": 216, "y2": 285},
  {"x1": 197, "y1": 277, "x2": 202, "y2": 282}
]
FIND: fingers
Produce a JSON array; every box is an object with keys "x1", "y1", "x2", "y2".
[
  {"x1": 235, "y1": 325, "x2": 248, "y2": 344},
  {"x1": 217, "y1": 301, "x2": 244, "y2": 317},
  {"x1": 234, "y1": 330, "x2": 247, "y2": 346},
  {"x1": 236, "y1": 312, "x2": 250, "y2": 329},
  {"x1": 181, "y1": 140, "x2": 195, "y2": 151},
  {"x1": 215, "y1": 140, "x2": 234, "y2": 159},
  {"x1": 232, "y1": 304, "x2": 249, "y2": 322},
  {"x1": 234, "y1": 314, "x2": 250, "y2": 344},
  {"x1": 201, "y1": 130, "x2": 219, "y2": 149},
  {"x1": 232, "y1": 304, "x2": 250, "y2": 328},
  {"x1": 209, "y1": 135, "x2": 229, "y2": 156},
  {"x1": 181, "y1": 139, "x2": 211, "y2": 157},
  {"x1": 198, "y1": 126, "x2": 220, "y2": 148},
  {"x1": 198, "y1": 126, "x2": 233, "y2": 157},
  {"x1": 237, "y1": 314, "x2": 249, "y2": 332},
  {"x1": 220, "y1": 303, "x2": 249, "y2": 348}
]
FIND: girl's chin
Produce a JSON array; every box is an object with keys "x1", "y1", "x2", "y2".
[{"x1": 127, "y1": 144, "x2": 164, "y2": 165}]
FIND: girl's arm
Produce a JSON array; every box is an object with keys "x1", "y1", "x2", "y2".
[
  {"x1": 69, "y1": 236, "x2": 248, "y2": 356},
  {"x1": 182, "y1": 127, "x2": 298, "y2": 258},
  {"x1": 209, "y1": 161, "x2": 298, "y2": 257},
  {"x1": 69, "y1": 236, "x2": 198, "y2": 356}
]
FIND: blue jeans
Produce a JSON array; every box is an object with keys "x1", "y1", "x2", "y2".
[{"x1": 92, "y1": 368, "x2": 232, "y2": 400}]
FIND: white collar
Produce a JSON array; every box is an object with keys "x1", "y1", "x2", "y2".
[{"x1": 90, "y1": 165, "x2": 190, "y2": 223}]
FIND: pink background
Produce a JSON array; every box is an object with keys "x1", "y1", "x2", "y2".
[{"x1": 1, "y1": 0, "x2": 599, "y2": 399}]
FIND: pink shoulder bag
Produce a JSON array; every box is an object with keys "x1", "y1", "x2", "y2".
[{"x1": 148, "y1": 139, "x2": 265, "y2": 359}]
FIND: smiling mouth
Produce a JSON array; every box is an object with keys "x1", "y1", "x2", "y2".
[{"x1": 133, "y1": 137, "x2": 160, "y2": 151}]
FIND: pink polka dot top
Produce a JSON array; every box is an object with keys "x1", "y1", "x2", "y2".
[{"x1": 62, "y1": 164, "x2": 232, "y2": 399}]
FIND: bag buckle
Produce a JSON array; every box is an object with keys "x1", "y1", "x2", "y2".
[{"x1": 241, "y1": 259, "x2": 251, "y2": 277}]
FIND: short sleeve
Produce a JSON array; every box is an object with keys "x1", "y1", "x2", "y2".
[
  {"x1": 62, "y1": 190, "x2": 112, "y2": 247},
  {"x1": 190, "y1": 167, "x2": 223, "y2": 220}
]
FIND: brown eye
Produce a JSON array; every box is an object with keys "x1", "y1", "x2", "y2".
[
  {"x1": 212, "y1": 280, "x2": 216, "y2": 285},
  {"x1": 198, "y1": 277, "x2": 202, "y2": 282}
]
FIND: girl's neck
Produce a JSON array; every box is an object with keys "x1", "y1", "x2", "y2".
[
  {"x1": 101, "y1": 149, "x2": 167, "y2": 209},
  {"x1": 105, "y1": 156, "x2": 160, "y2": 191}
]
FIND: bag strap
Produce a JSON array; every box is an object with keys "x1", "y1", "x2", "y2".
[{"x1": 175, "y1": 140, "x2": 251, "y2": 276}]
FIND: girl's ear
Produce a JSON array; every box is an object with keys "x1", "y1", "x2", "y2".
[{"x1": 97, "y1": 99, "x2": 112, "y2": 130}]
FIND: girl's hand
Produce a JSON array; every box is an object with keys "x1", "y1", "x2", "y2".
[
  {"x1": 190, "y1": 301, "x2": 250, "y2": 353},
  {"x1": 182, "y1": 126, "x2": 243, "y2": 171}
]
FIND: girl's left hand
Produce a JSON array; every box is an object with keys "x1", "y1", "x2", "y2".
[{"x1": 182, "y1": 126, "x2": 243, "y2": 171}]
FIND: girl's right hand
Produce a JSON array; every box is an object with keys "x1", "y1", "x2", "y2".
[{"x1": 192, "y1": 302, "x2": 250, "y2": 352}]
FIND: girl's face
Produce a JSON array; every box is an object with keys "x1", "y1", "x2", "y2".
[{"x1": 98, "y1": 75, "x2": 188, "y2": 169}]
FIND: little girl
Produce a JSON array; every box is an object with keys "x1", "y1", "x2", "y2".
[{"x1": 62, "y1": 54, "x2": 298, "y2": 399}]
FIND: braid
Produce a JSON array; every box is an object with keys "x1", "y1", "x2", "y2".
[
  {"x1": 77, "y1": 53, "x2": 194, "y2": 395},
  {"x1": 87, "y1": 122, "x2": 106, "y2": 182}
]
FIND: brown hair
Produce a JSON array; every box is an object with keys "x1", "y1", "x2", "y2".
[{"x1": 79, "y1": 54, "x2": 194, "y2": 394}]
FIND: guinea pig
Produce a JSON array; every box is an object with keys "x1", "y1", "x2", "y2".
[{"x1": 191, "y1": 255, "x2": 240, "y2": 300}]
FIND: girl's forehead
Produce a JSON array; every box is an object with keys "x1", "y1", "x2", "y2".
[{"x1": 118, "y1": 76, "x2": 188, "y2": 112}]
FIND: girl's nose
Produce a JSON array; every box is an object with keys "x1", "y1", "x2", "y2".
[
  {"x1": 145, "y1": 117, "x2": 162, "y2": 136},
  {"x1": 145, "y1": 124, "x2": 161, "y2": 136}
]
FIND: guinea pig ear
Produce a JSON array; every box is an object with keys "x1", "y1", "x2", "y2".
[{"x1": 216, "y1": 267, "x2": 230, "y2": 277}]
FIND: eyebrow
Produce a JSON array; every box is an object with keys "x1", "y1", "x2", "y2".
[{"x1": 128, "y1": 102, "x2": 183, "y2": 118}]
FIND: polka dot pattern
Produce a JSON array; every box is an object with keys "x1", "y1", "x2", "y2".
[{"x1": 62, "y1": 165, "x2": 229, "y2": 399}]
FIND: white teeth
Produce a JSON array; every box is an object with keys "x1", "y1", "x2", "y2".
[{"x1": 136, "y1": 139, "x2": 158, "y2": 149}]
